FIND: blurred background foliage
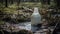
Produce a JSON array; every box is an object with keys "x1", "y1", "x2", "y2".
[
  {"x1": 0, "y1": 0, "x2": 60, "y2": 34},
  {"x1": 0, "y1": 0, "x2": 60, "y2": 24}
]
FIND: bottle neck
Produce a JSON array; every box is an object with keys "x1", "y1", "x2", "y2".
[{"x1": 33, "y1": 7, "x2": 39, "y2": 13}]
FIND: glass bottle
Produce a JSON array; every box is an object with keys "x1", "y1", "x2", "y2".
[{"x1": 31, "y1": 7, "x2": 41, "y2": 25}]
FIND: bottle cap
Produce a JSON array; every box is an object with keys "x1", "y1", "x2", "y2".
[{"x1": 34, "y1": 7, "x2": 39, "y2": 13}]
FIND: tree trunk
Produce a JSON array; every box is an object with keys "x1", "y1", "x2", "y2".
[
  {"x1": 56, "y1": 0, "x2": 60, "y2": 8},
  {"x1": 11, "y1": 0, "x2": 13, "y2": 4},
  {"x1": 5, "y1": 0, "x2": 8, "y2": 7},
  {"x1": 47, "y1": 0, "x2": 50, "y2": 5},
  {"x1": 17, "y1": 0, "x2": 20, "y2": 6}
]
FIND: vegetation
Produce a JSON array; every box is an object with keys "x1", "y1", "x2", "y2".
[
  {"x1": 0, "y1": 0, "x2": 60, "y2": 24},
  {"x1": 0, "y1": 21, "x2": 5, "y2": 25},
  {"x1": 0, "y1": 0, "x2": 60, "y2": 34}
]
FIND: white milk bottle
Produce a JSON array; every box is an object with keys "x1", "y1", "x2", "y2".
[{"x1": 31, "y1": 7, "x2": 41, "y2": 25}]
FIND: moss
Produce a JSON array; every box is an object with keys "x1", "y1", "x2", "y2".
[{"x1": 0, "y1": 21, "x2": 5, "y2": 25}]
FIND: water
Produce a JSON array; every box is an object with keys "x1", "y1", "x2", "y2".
[
  {"x1": 18, "y1": 22, "x2": 39, "y2": 32},
  {"x1": 18, "y1": 22, "x2": 31, "y2": 30},
  {"x1": 1, "y1": 22, "x2": 40, "y2": 32}
]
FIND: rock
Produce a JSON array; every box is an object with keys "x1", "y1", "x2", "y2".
[
  {"x1": 34, "y1": 33, "x2": 40, "y2": 34},
  {"x1": 17, "y1": 29, "x2": 33, "y2": 34}
]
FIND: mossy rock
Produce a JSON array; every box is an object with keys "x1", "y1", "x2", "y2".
[{"x1": 0, "y1": 21, "x2": 5, "y2": 25}]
